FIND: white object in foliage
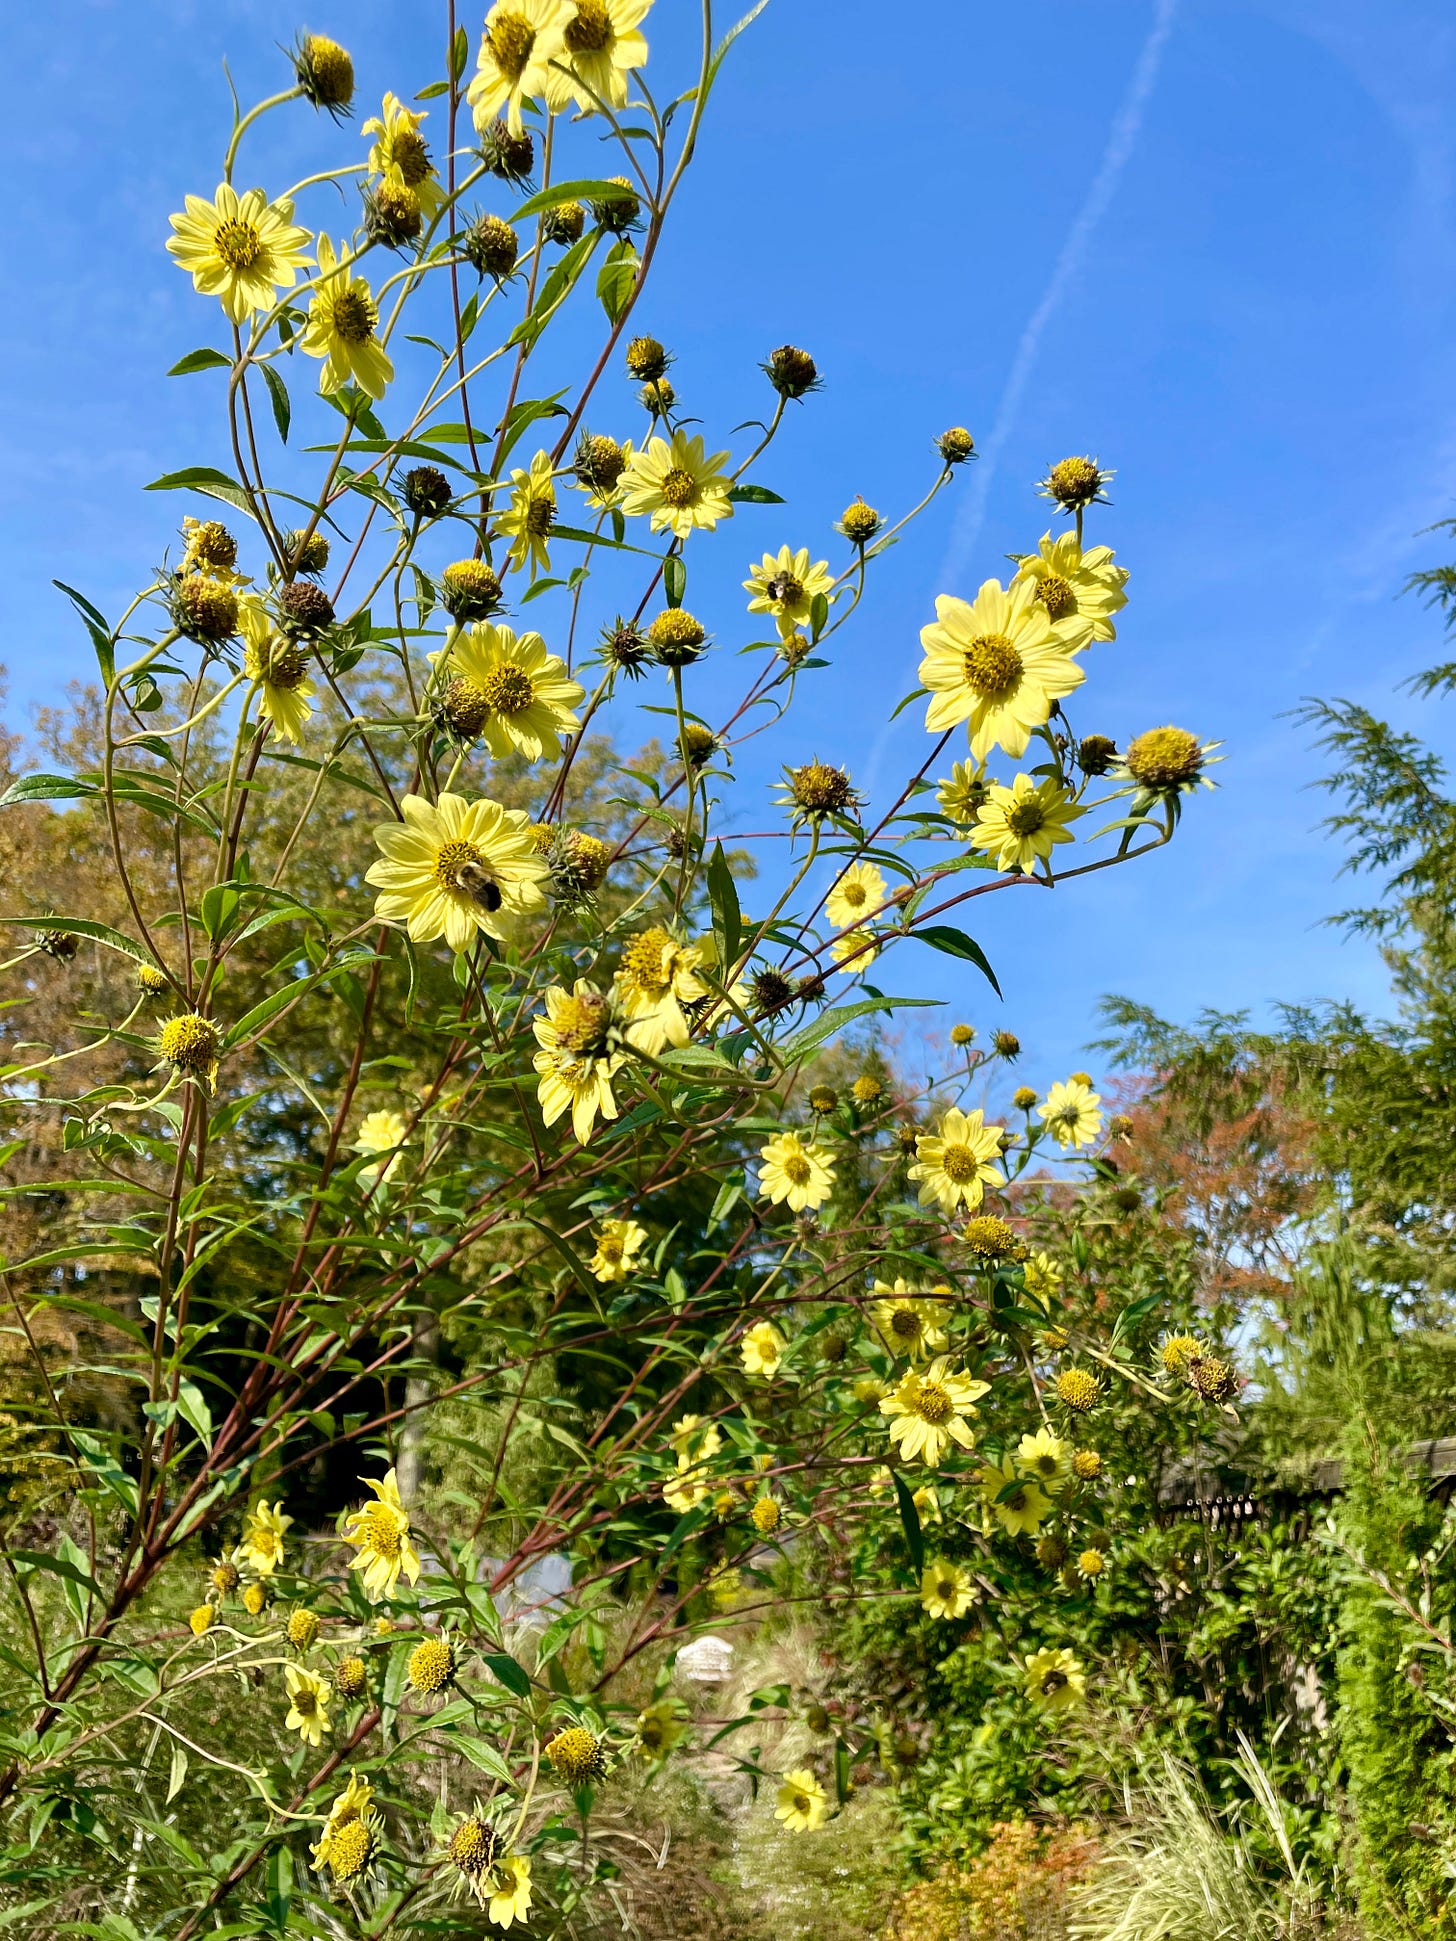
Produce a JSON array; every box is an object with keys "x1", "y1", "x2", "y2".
[{"x1": 677, "y1": 1635, "x2": 734, "y2": 1684}]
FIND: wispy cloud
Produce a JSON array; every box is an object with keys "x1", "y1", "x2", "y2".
[{"x1": 935, "y1": 0, "x2": 1180, "y2": 590}]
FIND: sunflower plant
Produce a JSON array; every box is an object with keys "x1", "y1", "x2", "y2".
[{"x1": 0, "y1": 6, "x2": 1218, "y2": 1934}]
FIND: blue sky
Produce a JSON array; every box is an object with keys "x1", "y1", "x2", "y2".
[{"x1": 7, "y1": 0, "x2": 1456, "y2": 1097}]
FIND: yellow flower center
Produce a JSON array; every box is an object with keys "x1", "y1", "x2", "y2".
[
  {"x1": 936, "y1": 1575, "x2": 957, "y2": 1599},
  {"x1": 962, "y1": 633, "x2": 1022, "y2": 699},
  {"x1": 596, "y1": 1233, "x2": 624, "y2": 1263},
  {"x1": 915, "y1": 1381, "x2": 952, "y2": 1425},
  {"x1": 355, "y1": 1501, "x2": 402, "y2": 1559},
  {"x1": 449, "y1": 1815, "x2": 496, "y2": 1876},
  {"x1": 1034, "y1": 573, "x2": 1076, "y2": 619},
  {"x1": 769, "y1": 572, "x2": 805, "y2": 606},
  {"x1": 249, "y1": 640, "x2": 309, "y2": 691},
  {"x1": 159, "y1": 1013, "x2": 221, "y2": 1073},
  {"x1": 479, "y1": 664, "x2": 536, "y2": 714},
  {"x1": 787, "y1": 1789, "x2": 810, "y2": 1813},
  {"x1": 1041, "y1": 1669, "x2": 1068, "y2": 1695},
  {"x1": 488, "y1": 11, "x2": 537, "y2": 79},
  {"x1": 1003, "y1": 1485, "x2": 1027, "y2": 1511},
  {"x1": 939, "y1": 1143, "x2": 979, "y2": 1184},
  {"x1": 889, "y1": 1309, "x2": 922, "y2": 1342},
  {"x1": 658, "y1": 466, "x2": 698, "y2": 508},
  {"x1": 326, "y1": 286, "x2": 378, "y2": 346},
  {"x1": 840, "y1": 880, "x2": 867, "y2": 909},
  {"x1": 433, "y1": 838, "x2": 503, "y2": 912},
  {"x1": 564, "y1": 0, "x2": 614, "y2": 52},
  {"x1": 1005, "y1": 798, "x2": 1046, "y2": 837},
  {"x1": 782, "y1": 1153, "x2": 812, "y2": 1187},
  {"x1": 392, "y1": 129, "x2": 432, "y2": 187},
  {"x1": 294, "y1": 1688, "x2": 319, "y2": 1716},
  {"x1": 619, "y1": 926, "x2": 674, "y2": 995},
  {"x1": 1030, "y1": 1455, "x2": 1058, "y2": 1478},
  {"x1": 329, "y1": 1817, "x2": 374, "y2": 1881},
  {"x1": 214, "y1": 216, "x2": 262, "y2": 271},
  {"x1": 524, "y1": 493, "x2": 556, "y2": 538},
  {"x1": 552, "y1": 992, "x2": 610, "y2": 1055}
]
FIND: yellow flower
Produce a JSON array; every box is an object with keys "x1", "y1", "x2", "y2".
[
  {"x1": 919, "y1": 577, "x2": 1084, "y2": 761},
  {"x1": 757, "y1": 1131, "x2": 836, "y2": 1213},
  {"x1": 367, "y1": 792, "x2": 549, "y2": 953},
  {"x1": 441, "y1": 622, "x2": 583, "y2": 761},
  {"x1": 743, "y1": 545, "x2": 835, "y2": 639},
  {"x1": 979, "y1": 1457, "x2": 1052, "y2": 1536},
  {"x1": 936, "y1": 759, "x2": 993, "y2": 826},
  {"x1": 825, "y1": 861, "x2": 887, "y2": 967},
  {"x1": 236, "y1": 1499, "x2": 292, "y2": 1577},
  {"x1": 636, "y1": 1697, "x2": 688, "y2": 1757},
  {"x1": 970, "y1": 774, "x2": 1084, "y2": 875},
  {"x1": 363, "y1": 93, "x2": 444, "y2": 217},
  {"x1": 354, "y1": 1108, "x2": 409, "y2": 1187},
  {"x1": 1038, "y1": 1078, "x2": 1103, "y2": 1150},
  {"x1": 342, "y1": 1467, "x2": 422, "y2": 1603},
  {"x1": 1017, "y1": 1427, "x2": 1073, "y2": 1490},
  {"x1": 920, "y1": 1558, "x2": 975, "y2": 1619},
  {"x1": 589, "y1": 1217, "x2": 647, "y2": 1282},
  {"x1": 495, "y1": 450, "x2": 558, "y2": 577},
  {"x1": 166, "y1": 182, "x2": 311, "y2": 323},
  {"x1": 1077, "y1": 1547, "x2": 1106, "y2": 1582},
  {"x1": 310, "y1": 1774, "x2": 376, "y2": 1874},
  {"x1": 669, "y1": 1414, "x2": 722, "y2": 1462},
  {"x1": 871, "y1": 1282, "x2": 948, "y2": 1361},
  {"x1": 619, "y1": 429, "x2": 734, "y2": 538},
  {"x1": 663, "y1": 1461, "x2": 711, "y2": 1515},
  {"x1": 1022, "y1": 1251, "x2": 1064, "y2": 1300},
  {"x1": 445, "y1": 1811, "x2": 499, "y2": 1904},
  {"x1": 909, "y1": 1107, "x2": 1003, "y2": 1214},
  {"x1": 613, "y1": 926, "x2": 705, "y2": 1055},
  {"x1": 486, "y1": 1851, "x2": 533, "y2": 1929},
  {"x1": 1010, "y1": 529, "x2": 1128, "y2": 648},
  {"x1": 188, "y1": 1603, "x2": 215, "y2": 1637},
  {"x1": 774, "y1": 1768, "x2": 829, "y2": 1833},
  {"x1": 284, "y1": 1664, "x2": 333, "y2": 1747},
  {"x1": 1023, "y1": 1645, "x2": 1086, "y2": 1713},
  {"x1": 300, "y1": 234, "x2": 393, "y2": 399},
  {"x1": 912, "y1": 1484, "x2": 943, "y2": 1525},
  {"x1": 469, "y1": 0, "x2": 565, "y2": 135},
  {"x1": 741, "y1": 1320, "x2": 786, "y2": 1378},
  {"x1": 238, "y1": 596, "x2": 315, "y2": 744},
  {"x1": 545, "y1": 0, "x2": 652, "y2": 112},
  {"x1": 880, "y1": 1357, "x2": 988, "y2": 1466},
  {"x1": 532, "y1": 982, "x2": 626, "y2": 1145}
]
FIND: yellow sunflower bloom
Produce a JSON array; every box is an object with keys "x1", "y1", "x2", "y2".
[
  {"x1": 468, "y1": 0, "x2": 566, "y2": 135},
  {"x1": 545, "y1": 0, "x2": 652, "y2": 113},
  {"x1": 495, "y1": 450, "x2": 558, "y2": 577},
  {"x1": 871, "y1": 1281, "x2": 948, "y2": 1361},
  {"x1": 236, "y1": 1498, "x2": 292, "y2": 1576},
  {"x1": 741, "y1": 1320, "x2": 787, "y2": 1378},
  {"x1": 1022, "y1": 1250, "x2": 1064, "y2": 1300},
  {"x1": 970, "y1": 774, "x2": 1084, "y2": 875},
  {"x1": 619, "y1": 430, "x2": 733, "y2": 539},
  {"x1": 1011, "y1": 529, "x2": 1128, "y2": 648},
  {"x1": 1017, "y1": 1427, "x2": 1073, "y2": 1489},
  {"x1": 366, "y1": 792, "x2": 549, "y2": 953},
  {"x1": 531, "y1": 981, "x2": 626, "y2": 1144},
  {"x1": 743, "y1": 544, "x2": 835, "y2": 639},
  {"x1": 919, "y1": 577, "x2": 1084, "y2": 761},
  {"x1": 486, "y1": 1851, "x2": 533, "y2": 1928},
  {"x1": 908, "y1": 1107, "x2": 1003, "y2": 1214},
  {"x1": 589, "y1": 1217, "x2": 647, "y2": 1282},
  {"x1": 310, "y1": 1773, "x2": 376, "y2": 1873},
  {"x1": 880, "y1": 1357, "x2": 988, "y2": 1466},
  {"x1": 342, "y1": 1467, "x2": 422, "y2": 1602},
  {"x1": 354, "y1": 1108, "x2": 409, "y2": 1187},
  {"x1": 979, "y1": 1457, "x2": 1052, "y2": 1536},
  {"x1": 613, "y1": 926, "x2": 705, "y2": 1055},
  {"x1": 668, "y1": 1414, "x2": 723, "y2": 1463},
  {"x1": 936, "y1": 759, "x2": 993, "y2": 827},
  {"x1": 824, "y1": 861, "x2": 887, "y2": 968},
  {"x1": 238, "y1": 597, "x2": 315, "y2": 744},
  {"x1": 1023, "y1": 1645, "x2": 1086, "y2": 1713},
  {"x1": 166, "y1": 182, "x2": 311, "y2": 323},
  {"x1": 757, "y1": 1131, "x2": 836, "y2": 1212},
  {"x1": 363, "y1": 93, "x2": 444, "y2": 217},
  {"x1": 284, "y1": 1664, "x2": 333, "y2": 1747},
  {"x1": 920, "y1": 1558, "x2": 976, "y2": 1620},
  {"x1": 774, "y1": 1768, "x2": 828, "y2": 1832},
  {"x1": 300, "y1": 235, "x2": 393, "y2": 399},
  {"x1": 1037, "y1": 1078, "x2": 1103, "y2": 1150},
  {"x1": 441, "y1": 623, "x2": 583, "y2": 761}
]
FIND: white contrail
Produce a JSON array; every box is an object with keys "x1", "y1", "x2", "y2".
[{"x1": 935, "y1": 0, "x2": 1179, "y2": 591}]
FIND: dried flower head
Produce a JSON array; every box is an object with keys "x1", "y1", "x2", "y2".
[
  {"x1": 464, "y1": 213, "x2": 519, "y2": 280},
  {"x1": 543, "y1": 199, "x2": 585, "y2": 245},
  {"x1": 294, "y1": 33, "x2": 356, "y2": 114},
  {"x1": 403, "y1": 465, "x2": 452, "y2": 519},
  {"x1": 763, "y1": 344, "x2": 820, "y2": 399},
  {"x1": 590, "y1": 176, "x2": 640, "y2": 232},
  {"x1": 479, "y1": 117, "x2": 534, "y2": 184},
  {"x1": 1078, "y1": 733, "x2": 1118, "y2": 776},
  {"x1": 937, "y1": 427, "x2": 976, "y2": 464},
  {"x1": 573, "y1": 433, "x2": 627, "y2": 497},
  {"x1": 277, "y1": 578, "x2": 335, "y2": 639},
  {"x1": 284, "y1": 529, "x2": 331, "y2": 576},
  {"x1": 171, "y1": 574, "x2": 240, "y2": 644}
]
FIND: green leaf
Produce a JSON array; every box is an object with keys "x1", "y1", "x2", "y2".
[
  {"x1": 910, "y1": 925, "x2": 1002, "y2": 997},
  {"x1": 451, "y1": 23, "x2": 469, "y2": 79},
  {"x1": 454, "y1": 1735, "x2": 513, "y2": 1781},
  {"x1": 9, "y1": 1548, "x2": 103, "y2": 1597},
  {"x1": 168, "y1": 347, "x2": 231, "y2": 376},
  {"x1": 165, "y1": 1741, "x2": 188, "y2": 1804},
  {"x1": 707, "y1": 841, "x2": 741, "y2": 977},
  {"x1": 506, "y1": 232, "x2": 598, "y2": 350},
  {"x1": 497, "y1": 391, "x2": 569, "y2": 469},
  {"x1": 597, "y1": 238, "x2": 638, "y2": 324},
  {"x1": 144, "y1": 466, "x2": 255, "y2": 518},
  {"x1": 54, "y1": 582, "x2": 116, "y2": 685},
  {"x1": 727, "y1": 484, "x2": 785, "y2": 504},
  {"x1": 780, "y1": 994, "x2": 939, "y2": 1063},
  {"x1": 891, "y1": 1472, "x2": 925, "y2": 1578},
  {"x1": 0, "y1": 772, "x2": 96, "y2": 808},
  {"x1": 260, "y1": 364, "x2": 291, "y2": 445},
  {"x1": 664, "y1": 553, "x2": 686, "y2": 608},
  {"x1": 482, "y1": 1651, "x2": 533, "y2": 1699},
  {"x1": 0, "y1": 916, "x2": 148, "y2": 965},
  {"x1": 514, "y1": 178, "x2": 643, "y2": 220}
]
